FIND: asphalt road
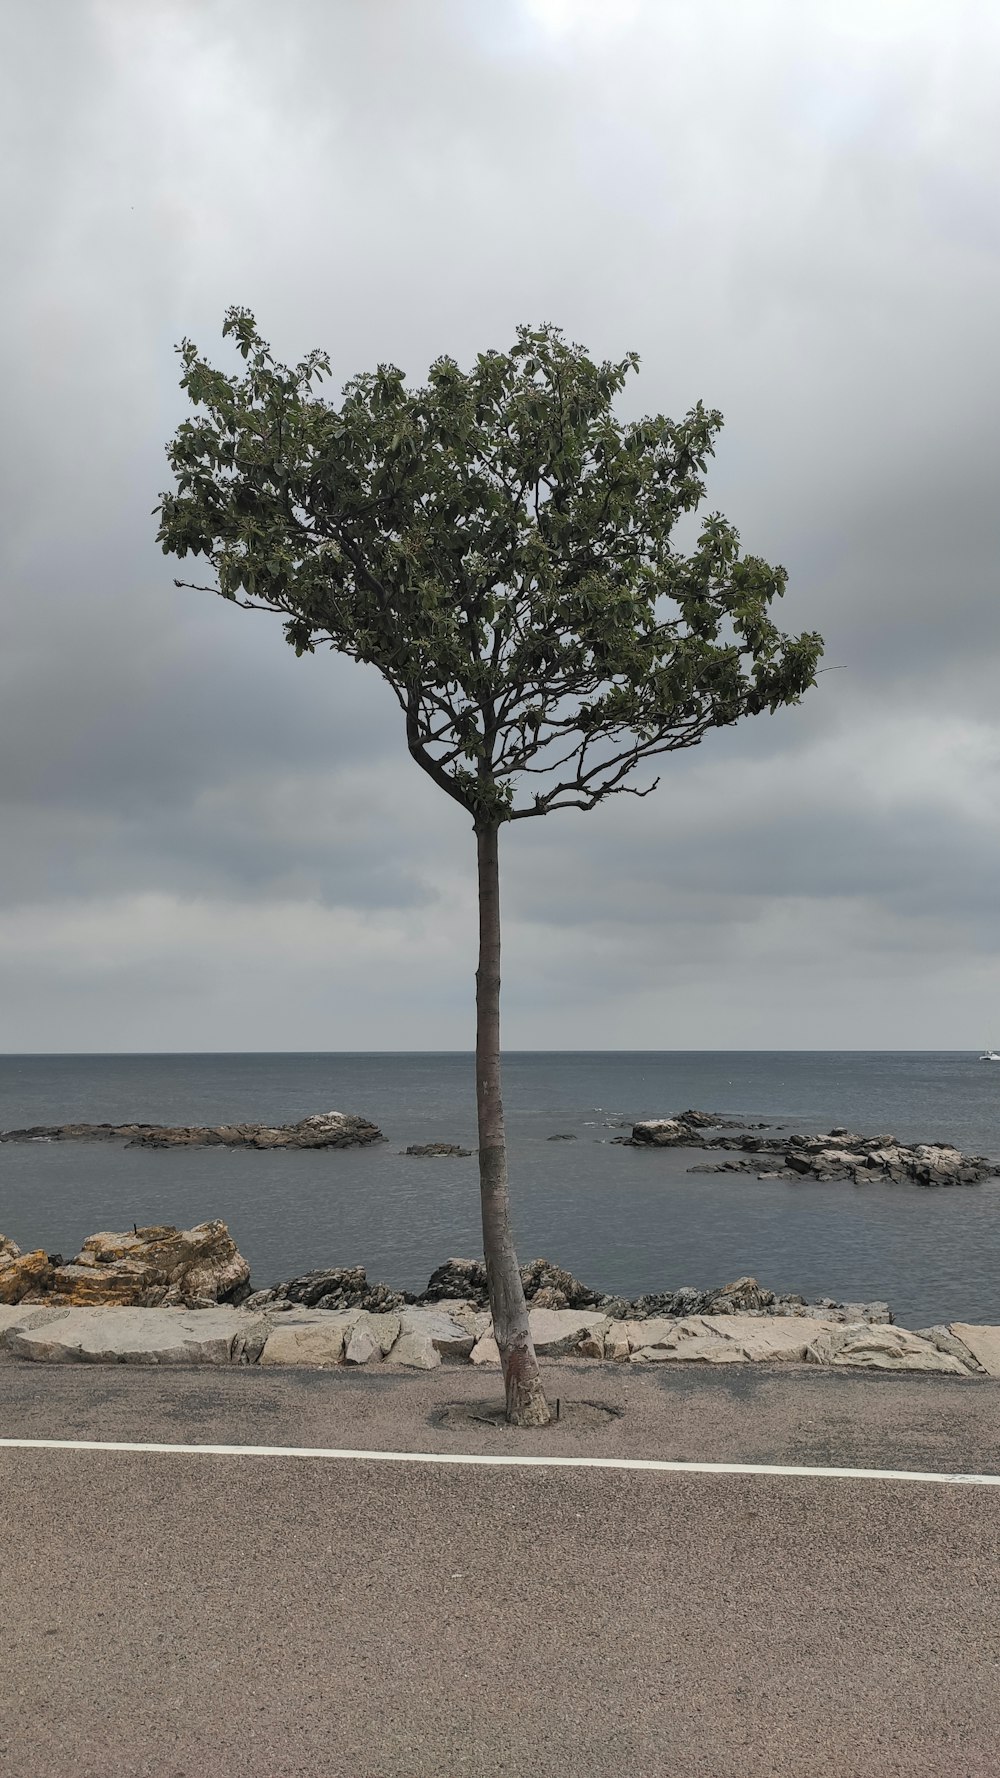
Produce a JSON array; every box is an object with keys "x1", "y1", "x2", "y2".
[{"x1": 3, "y1": 1361, "x2": 1000, "y2": 1777}]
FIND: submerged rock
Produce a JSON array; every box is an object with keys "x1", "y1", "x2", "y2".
[{"x1": 403, "y1": 1143, "x2": 473, "y2": 1157}]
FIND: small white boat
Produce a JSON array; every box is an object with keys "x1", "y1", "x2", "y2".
[{"x1": 979, "y1": 1049, "x2": 1000, "y2": 1062}]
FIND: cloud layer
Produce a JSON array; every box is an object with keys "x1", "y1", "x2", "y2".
[{"x1": 2, "y1": 0, "x2": 999, "y2": 1049}]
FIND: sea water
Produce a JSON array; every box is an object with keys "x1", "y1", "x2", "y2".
[{"x1": 1, "y1": 1051, "x2": 998, "y2": 1327}]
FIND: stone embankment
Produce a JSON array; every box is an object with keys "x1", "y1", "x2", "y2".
[
  {"x1": 0, "y1": 1111, "x2": 384, "y2": 1150},
  {"x1": 627, "y1": 1114, "x2": 996, "y2": 1186},
  {"x1": 3, "y1": 1221, "x2": 1000, "y2": 1376}
]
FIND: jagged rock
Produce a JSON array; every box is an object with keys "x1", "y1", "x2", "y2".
[
  {"x1": 595, "y1": 1295, "x2": 631, "y2": 1320},
  {"x1": 389, "y1": 1329, "x2": 441, "y2": 1369},
  {"x1": 704, "y1": 1276, "x2": 776, "y2": 1314},
  {"x1": 547, "y1": 1133, "x2": 577, "y2": 1141},
  {"x1": 519, "y1": 1258, "x2": 600, "y2": 1310},
  {"x1": 31, "y1": 1221, "x2": 250, "y2": 1308},
  {"x1": 421, "y1": 1257, "x2": 489, "y2": 1304},
  {"x1": 0, "y1": 1248, "x2": 54, "y2": 1304},
  {"x1": 1, "y1": 1233, "x2": 20, "y2": 1261},
  {"x1": 0, "y1": 1111, "x2": 385, "y2": 1149},
  {"x1": 271, "y1": 1265, "x2": 410, "y2": 1312},
  {"x1": 605, "y1": 1322, "x2": 631, "y2": 1362},
  {"x1": 947, "y1": 1324, "x2": 1000, "y2": 1377},
  {"x1": 6, "y1": 1306, "x2": 270, "y2": 1365},
  {"x1": 806, "y1": 1323, "x2": 972, "y2": 1373},
  {"x1": 403, "y1": 1143, "x2": 473, "y2": 1157}
]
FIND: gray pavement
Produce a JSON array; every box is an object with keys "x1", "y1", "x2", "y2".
[{"x1": 3, "y1": 1361, "x2": 1000, "y2": 1776}]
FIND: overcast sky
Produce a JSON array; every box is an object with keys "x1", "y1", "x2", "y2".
[{"x1": 2, "y1": 0, "x2": 998, "y2": 1052}]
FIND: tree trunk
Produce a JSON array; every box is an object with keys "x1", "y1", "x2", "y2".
[{"x1": 475, "y1": 819, "x2": 551, "y2": 1428}]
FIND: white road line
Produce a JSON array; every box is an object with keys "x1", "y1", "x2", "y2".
[{"x1": 1, "y1": 1436, "x2": 999, "y2": 1485}]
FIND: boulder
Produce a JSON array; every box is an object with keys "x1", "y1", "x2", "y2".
[
  {"x1": 6, "y1": 1306, "x2": 269, "y2": 1365},
  {"x1": 527, "y1": 1308, "x2": 610, "y2": 1357},
  {"x1": 947, "y1": 1324, "x2": 1000, "y2": 1377},
  {"x1": 397, "y1": 1306, "x2": 475, "y2": 1359},
  {"x1": 343, "y1": 1312, "x2": 401, "y2": 1365},
  {"x1": 605, "y1": 1322, "x2": 631, "y2": 1363},
  {"x1": 469, "y1": 1332, "x2": 501, "y2": 1366},
  {"x1": 259, "y1": 1315, "x2": 355, "y2": 1368},
  {"x1": 0, "y1": 1233, "x2": 20, "y2": 1261},
  {"x1": 389, "y1": 1329, "x2": 441, "y2": 1369},
  {"x1": 35, "y1": 1221, "x2": 250, "y2": 1308},
  {"x1": 629, "y1": 1314, "x2": 837, "y2": 1364},
  {"x1": 805, "y1": 1323, "x2": 973, "y2": 1373},
  {"x1": 0, "y1": 1248, "x2": 54, "y2": 1304}
]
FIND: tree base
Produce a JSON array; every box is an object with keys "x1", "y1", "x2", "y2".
[{"x1": 504, "y1": 1358, "x2": 553, "y2": 1428}]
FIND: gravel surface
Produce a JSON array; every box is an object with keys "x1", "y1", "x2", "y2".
[{"x1": 3, "y1": 1363, "x2": 1000, "y2": 1777}]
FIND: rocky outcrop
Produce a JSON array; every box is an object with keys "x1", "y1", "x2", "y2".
[
  {"x1": 0, "y1": 1242, "x2": 55, "y2": 1304},
  {"x1": 248, "y1": 1264, "x2": 410, "y2": 1313},
  {"x1": 626, "y1": 1118, "x2": 996, "y2": 1185},
  {"x1": 14, "y1": 1221, "x2": 250, "y2": 1308},
  {"x1": 0, "y1": 1111, "x2": 384, "y2": 1149},
  {"x1": 403, "y1": 1143, "x2": 473, "y2": 1157}
]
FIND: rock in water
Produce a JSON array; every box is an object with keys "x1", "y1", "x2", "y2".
[
  {"x1": 403, "y1": 1143, "x2": 473, "y2": 1157},
  {"x1": 24, "y1": 1221, "x2": 251, "y2": 1308},
  {"x1": 628, "y1": 1119, "x2": 692, "y2": 1146},
  {"x1": 0, "y1": 1112, "x2": 385, "y2": 1150},
  {"x1": 129, "y1": 1111, "x2": 384, "y2": 1149}
]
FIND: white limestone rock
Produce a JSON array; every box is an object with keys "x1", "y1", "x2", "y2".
[
  {"x1": 527, "y1": 1307, "x2": 610, "y2": 1357},
  {"x1": 343, "y1": 1312, "x2": 401, "y2": 1365},
  {"x1": 6, "y1": 1306, "x2": 269, "y2": 1365},
  {"x1": 0, "y1": 1304, "x2": 71, "y2": 1343},
  {"x1": 806, "y1": 1322, "x2": 973, "y2": 1373},
  {"x1": 470, "y1": 1332, "x2": 501, "y2": 1366},
  {"x1": 389, "y1": 1329, "x2": 441, "y2": 1369},
  {"x1": 629, "y1": 1314, "x2": 841, "y2": 1365},
  {"x1": 259, "y1": 1314, "x2": 355, "y2": 1368},
  {"x1": 397, "y1": 1306, "x2": 475, "y2": 1358},
  {"x1": 947, "y1": 1324, "x2": 1000, "y2": 1376}
]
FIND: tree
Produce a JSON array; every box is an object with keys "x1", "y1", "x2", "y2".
[{"x1": 156, "y1": 311, "x2": 823, "y2": 1426}]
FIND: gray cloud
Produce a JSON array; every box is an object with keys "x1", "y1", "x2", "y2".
[{"x1": 1, "y1": 0, "x2": 999, "y2": 1050}]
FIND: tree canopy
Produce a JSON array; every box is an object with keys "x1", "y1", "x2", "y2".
[{"x1": 157, "y1": 310, "x2": 823, "y2": 828}]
